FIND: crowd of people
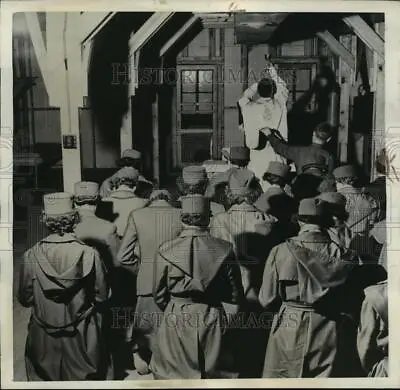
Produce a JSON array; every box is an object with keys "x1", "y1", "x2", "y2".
[{"x1": 18, "y1": 62, "x2": 388, "y2": 381}]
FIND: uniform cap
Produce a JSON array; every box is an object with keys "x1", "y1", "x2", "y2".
[
  {"x1": 43, "y1": 192, "x2": 74, "y2": 216},
  {"x1": 113, "y1": 167, "x2": 139, "y2": 181},
  {"x1": 230, "y1": 146, "x2": 250, "y2": 161},
  {"x1": 74, "y1": 181, "x2": 99, "y2": 201},
  {"x1": 122, "y1": 149, "x2": 141, "y2": 160},
  {"x1": 317, "y1": 191, "x2": 347, "y2": 216},
  {"x1": 229, "y1": 169, "x2": 255, "y2": 195},
  {"x1": 182, "y1": 165, "x2": 207, "y2": 185},
  {"x1": 265, "y1": 161, "x2": 290, "y2": 178},
  {"x1": 298, "y1": 197, "x2": 324, "y2": 217},
  {"x1": 333, "y1": 165, "x2": 358, "y2": 180},
  {"x1": 317, "y1": 191, "x2": 346, "y2": 207},
  {"x1": 181, "y1": 194, "x2": 210, "y2": 215}
]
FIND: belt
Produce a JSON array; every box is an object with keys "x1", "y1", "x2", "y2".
[
  {"x1": 170, "y1": 295, "x2": 222, "y2": 307},
  {"x1": 31, "y1": 305, "x2": 95, "y2": 333},
  {"x1": 282, "y1": 300, "x2": 315, "y2": 312}
]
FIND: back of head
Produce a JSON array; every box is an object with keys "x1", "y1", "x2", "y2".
[
  {"x1": 74, "y1": 181, "x2": 99, "y2": 206},
  {"x1": 181, "y1": 194, "x2": 210, "y2": 227},
  {"x1": 317, "y1": 191, "x2": 348, "y2": 221},
  {"x1": 117, "y1": 149, "x2": 142, "y2": 169},
  {"x1": 333, "y1": 164, "x2": 358, "y2": 186},
  {"x1": 297, "y1": 197, "x2": 325, "y2": 225},
  {"x1": 227, "y1": 168, "x2": 261, "y2": 206},
  {"x1": 178, "y1": 165, "x2": 208, "y2": 195},
  {"x1": 257, "y1": 77, "x2": 277, "y2": 99},
  {"x1": 313, "y1": 122, "x2": 334, "y2": 144},
  {"x1": 263, "y1": 161, "x2": 290, "y2": 185},
  {"x1": 229, "y1": 146, "x2": 250, "y2": 167},
  {"x1": 149, "y1": 189, "x2": 172, "y2": 203},
  {"x1": 111, "y1": 167, "x2": 139, "y2": 189},
  {"x1": 43, "y1": 192, "x2": 79, "y2": 235}
]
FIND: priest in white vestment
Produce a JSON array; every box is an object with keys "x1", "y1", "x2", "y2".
[{"x1": 238, "y1": 61, "x2": 289, "y2": 189}]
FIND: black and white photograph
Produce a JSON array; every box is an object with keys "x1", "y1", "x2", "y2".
[{"x1": 1, "y1": 1, "x2": 400, "y2": 387}]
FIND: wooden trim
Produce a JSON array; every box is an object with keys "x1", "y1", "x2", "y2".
[
  {"x1": 78, "y1": 12, "x2": 117, "y2": 44},
  {"x1": 175, "y1": 64, "x2": 218, "y2": 165},
  {"x1": 241, "y1": 44, "x2": 249, "y2": 91},
  {"x1": 171, "y1": 86, "x2": 178, "y2": 169},
  {"x1": 337, "y1": 35, "x2": 354, "y2": 164},
  {"x1": 160, "y1": 15, "x2": 199, "y2": 57},
  {"x1": 218, "y1": 29, "x2": 225, "y2": 156},
  {"x1": 178, "y1": 129, "x2": 214, "y2": 134},
  {"x1": 25, "y1": 13, "x2": 52, "y2": 93},
  {"x1": 152, "y1": 93, "x2": 159, "y2": 183},
  {"x1": 316, "y1": 30, "x2": 356, "y2": 70},
  {"x1": 176, "y1": 58, "x2": 223, "y2": 65},
  {"x1": 219, "y1": 28, "x2": 225, "y2": 59},
  {"x1": 131, "y1": 12, "x2": 174, "y2": 53},
  {"x1": 343, "y1": 15, "x2": 384, "y2": 60},
  {"x1": 271, "y1": 57, "x2": 319, "y2": 64},
  {"x1": 209, "y1": 28, "x2": 215, "y2": 59}
]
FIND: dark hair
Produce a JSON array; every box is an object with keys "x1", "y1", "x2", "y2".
[
  {"x1": 116, "y1": 157, "x2": 141, "y2": 170},
  {"x1": 230, "y1": 159, "x2": 249, "y2": 168},
  {"x1": 111, "y1": 177, "x2": 137, "y2": 190},
  {"x1": 74, "y1": 197, "x2": 98, "y2": 207},
  {"x1": 297, "y1": 214, "x2": 325, "y2": 226},
  {"x1": 257, "y1": 78, "x2": 277, "y2": 98},
  {"x1": 42, "y1": 211, "x2": 80, "y2": 235},
  {"x1": 149, "y1": 192, "x2": 171, "y2": 203},
  {"x1": 181, "y1": 213, "x2": 210, "y2": 227},
  {"x1": 336, "y1": 177, "x2": 357, "y2": 187},
  {"x1": 314, "y1": 122, "x2": 334, "y2": 142},
  {"x1": 226, "y1": 185, "x2": 263, "y2": 208},
  {"x1": 177, "y1": 178, "x2": 208, "y2": 196},
  {"x1": 262, "y1": 172, "x2": 286, "y2": 187}
]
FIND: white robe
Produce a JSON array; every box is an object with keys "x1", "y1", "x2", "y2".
[{"x1": 238, "y1": 65, "x2": 289, "y2": 181}]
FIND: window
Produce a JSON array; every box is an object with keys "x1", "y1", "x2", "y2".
[
  {"x1": 276, "y1": 64, "x2": 316, "y2": 111},
  {"x1": 180, "y1": 69, "x2": 214, "y2": 129},
  {"x1": 175, "y1": 65, "x2": 218, "y2": 167}
]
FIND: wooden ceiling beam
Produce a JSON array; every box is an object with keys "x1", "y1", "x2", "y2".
[
  {"x1": 316, "y1": 30, "x2": 356, "y2": 70},
  {"x1": 130, "y1": 12, "x2": 174, "y2": 53},
  {"x1": 343, "y1": 15, "x2": 384, "y2": 60},
  {"x1": 160, "y1": 15, "x2": 199, "y2": 57}
]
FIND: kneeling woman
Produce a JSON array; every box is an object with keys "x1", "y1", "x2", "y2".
[{"x1": 150, "y1": 195, "x2": 244, "y2": 379}]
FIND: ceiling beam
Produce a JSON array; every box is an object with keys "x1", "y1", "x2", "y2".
[
  {"x1": 160, "y1": 15, "x2": 199, "y2": 57},
  {"x1": 130, "y1": 12, "x2": 174, "y2": 53},
  {"x1": 25, "y1": 13, "x2": 52, "y2": 93},
  {"x1": 316, "y1": 30, "x2": 356, "y2": 70},
  {"x1": 343, "y1": 15, "x2": 384, "y2": 60},
  {"x1": 79, "y1": 12, "x2": 118, "y2": 44}
]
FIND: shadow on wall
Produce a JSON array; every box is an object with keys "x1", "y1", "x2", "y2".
[{"x1": 88, "y1": 13, "x2": 151, "y2": 151}]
